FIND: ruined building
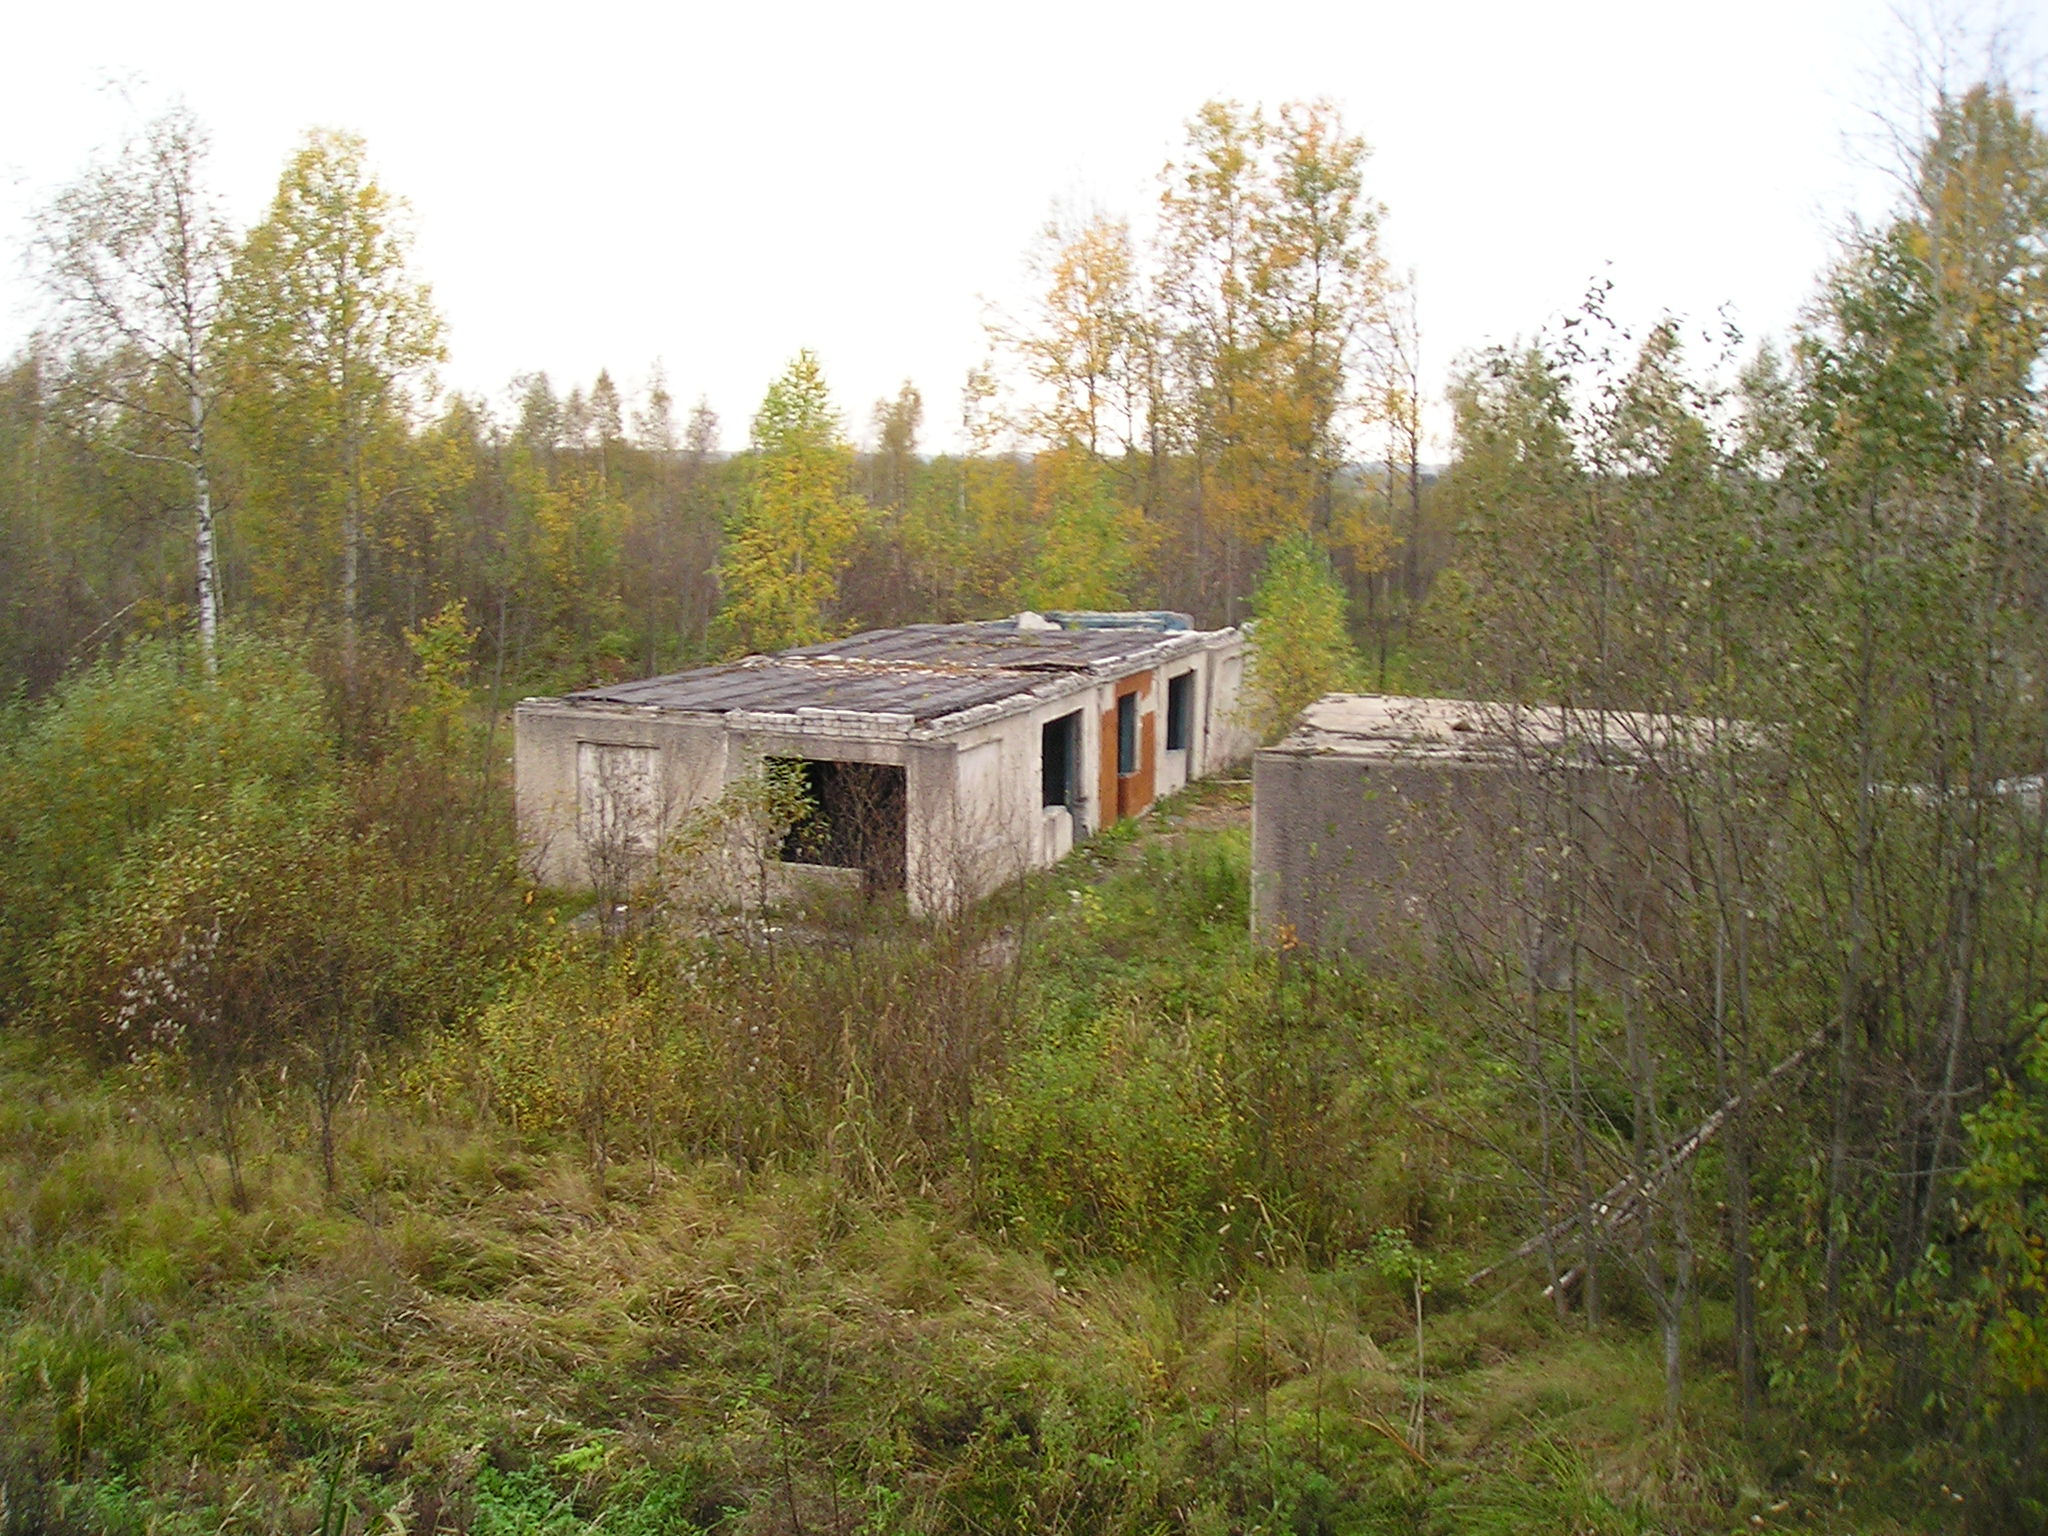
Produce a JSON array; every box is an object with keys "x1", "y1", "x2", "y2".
[
  {"x1": 517, "y1": 613, "x2": 1251, "y2": 914},
  {"x1": 1251, "y1": 693, "x2": 1745, "y2": 973}
]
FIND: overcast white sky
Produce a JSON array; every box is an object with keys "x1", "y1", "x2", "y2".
[{"x1": 2, "y1": 0, "x2": 2034, "y2": 455}]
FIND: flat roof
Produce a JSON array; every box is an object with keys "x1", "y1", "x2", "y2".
[
  {"x1": 559, "y1": 659, "x2": 1047, "y2": 723},
  {"x1": 547, "y1": 616, "x2": 1229, "y2": 726},
  {"x1": 781, "y1": 622, "x2": 1192, "y2": 672},
  {"x1": 1265, "y1": 694, "x2": 1732, "y2": 765}
]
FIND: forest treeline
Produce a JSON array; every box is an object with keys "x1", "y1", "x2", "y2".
[{"x1": 1, "y1": 98, "x2": 1439, "y2": 703}]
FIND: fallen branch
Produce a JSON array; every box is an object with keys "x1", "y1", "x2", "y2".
[
  {"x1": 1465, "y1": 1029, "x2": 1824, "y2": 1291},
  {"x1": 1358, "y1": 1416, "x2": 1431, "y2": 1468}
]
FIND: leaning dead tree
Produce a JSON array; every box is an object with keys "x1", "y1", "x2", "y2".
[{"x1": 1467, "y1": 1030, "x2": 1824, "y2": 1294}]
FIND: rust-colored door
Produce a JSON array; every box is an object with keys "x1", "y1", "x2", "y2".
[
  {"x1": 1099, "y1": 672, "x2": 1156, "y2": 825},
  {"x1": 1122, "y1": 709, "x2": 1157, "y2": 819}
]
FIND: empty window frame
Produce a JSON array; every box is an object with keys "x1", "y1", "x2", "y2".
[
  {"x1": 1116, "y1": 691, "x2": 1138, "y2": 776},
  {"x1": 766, "y1": 757, "x2": 908, "y2": 892},
  {"x1": 1041, "y1": 710, "x2": 1082, "y2": 808},
  {"x1": 1165, "y1": 671, "x2": 1194, "y2": 752}
]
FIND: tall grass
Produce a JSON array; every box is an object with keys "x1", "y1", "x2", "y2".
[{"x1": 0, "y1": 745, "x2": 1970, "y2": 1532}]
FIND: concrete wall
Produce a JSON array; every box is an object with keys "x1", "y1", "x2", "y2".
[
  {"x1": 1251, "y1": 695, "x2": 1706, "y2": 978},
  {"x1": 514, "y1": 702, "x2": 731, "y2": 892},
  {"x1": 1251, "y1": 748, "x2": 1543, "y2": 962},
  {"x1": 936, "y1": 633, "x2": 1250, "y2": 898},
  {"x1": 515, "y1": 700, "x2": 959, "y2": 906},
  {"x1": 515, "y1": 629, "x2": 1253, "y2": 915}
]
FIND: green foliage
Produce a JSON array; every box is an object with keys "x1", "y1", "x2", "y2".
[
  {"x1": 1244, "y1": 533, "x2": 1355, "y2": 739},
  {"x1": 468, "y1": 1462, "x2": 579, "y2": 1535},
  {"x1": 653, "y1": 760, "x2": 820, "y2": 922},
  {"x1": 402, "y1": 597, "x2": 479, "y2": 753},
  {"x1": 415, "y1": 913, "x2": 1009, "y2": 1192},
  {"x1": 6, "y1": 80, "x2": 2047, "y2": 1536},
  {"x1": 979, "y1": 829, "x2": 1488, "y2": 1270},
  {"x1": 0, "y1": 629, "x2": 523, "y2": 1210},
  {"x1": 1, "y1": 94, "x2": 1444, "y2": 711},
  {"x1": 980, "y1": 1000, "x2": 1254, "y2": 1261},
  {"x1": 31, "y1": 104, "x2": 229, "y2": 674},
  {"x1": 1407, "y1": 72, "x2": 2048, "y2": 1510},
  {"x1": 222, "y1": 128, "x2": 444, "y2": 628},
  {"x1": 1957, "y1": 1010, "x2": 2048, "y2": 1420},
  {"x1": 0, "y1": 638, "x2": 330, "y2": 1008},
  {"x1": 520, "y1": 461, "x2": 632, "y2": 679},
  {"x1": 0, "y1": 792, "x2": 1971, "y2": 1534},
  {"x1": 413, "y1": 946, "x2": 715, "y2": 1163},
  {"x1": 37, "y1": 772, "x2": 507, "y2": 1204},
  {"x1": 715, "y1": 351, "x2": 866, "y2": 654},
  {"x1": 1366, "y1": 1227, "x2": 1436, "y2": 1296},
  {"x1": 1018, "y1": 447, "x2": 1148, "y2": 612},
  {"x1": 1432, "y1": 1438, "x2": 1650, "y2": 1536}
]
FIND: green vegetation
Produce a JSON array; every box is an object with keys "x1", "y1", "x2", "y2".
[
  {"x1": 1243, "y1": 534, "x2": 1358, "y2": 740},
  {"x1": 0, "y1": 762, "x2": 1976, "y2": 1534},
  {"x1": 0, "y1": 617, "x2": 2034, "y2": 1531},
  {"x1": 3, "y1": 40, "x2": 2046, "y2": 1536},
  {"x1": 4, "y1": 96, "x2": 1444, "y2": 703}
]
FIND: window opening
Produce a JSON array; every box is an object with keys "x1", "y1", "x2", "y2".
[
  {"x1": 766, "y1": 757, "x2": 907, "y2": 893},
  {"x1": 1165, "y1": 672, "x2": 1194, "y2": 752},
  {"x1": 1042, "y1": 710, "x2": 1082, "y2": 808},
  {"x1": 1116, "y1": 691, "x2": 1138, "y2": 776}
]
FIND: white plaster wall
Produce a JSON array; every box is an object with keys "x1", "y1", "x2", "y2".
[
  {"x1": 1144, "y1": 634, "x2": 1251, "y2": 801},
  {"x1": 513, "y1": 627, "x2": 1249, "y2": 914},
  {"x1": 1199, "y1": 639, "x2": 1255, "y2": 773},
  {"x1": 514, "y1": 701, "x2": 730, "y2": 889},
  {"x1": 914, "y1": 692, "x2": 1092, "y2": 912}
]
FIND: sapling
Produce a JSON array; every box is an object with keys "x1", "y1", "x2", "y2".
[{"x1": 1370, "y1": 1226, "x2": 1438, "y2": 1456}]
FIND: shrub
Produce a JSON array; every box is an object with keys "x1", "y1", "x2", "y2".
[
  {"x1": 979, "y1": 1001, "x2": 1252, "y2": 1261},
  {"x1": 38, "y1": 779, "x2": 518, "y2": 1201},
  {"x1": 0, "y1": 638, "x2": 331, "y2": 1006},
  {"x1": 1243, "y1": 535, "x2": 1356, "y2": 741}
]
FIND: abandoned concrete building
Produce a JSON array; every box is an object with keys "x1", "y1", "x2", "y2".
[
  {"x1": 516, "y1": 613, "x2": 1251, "y2": 914},
  {"x1": 1251, "y1": 694, "x2": 1736, "y2": 970}
]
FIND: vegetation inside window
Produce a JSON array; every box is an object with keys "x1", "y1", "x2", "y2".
[{"x1": 768, "y1": 756, "x2": 907, "y2": 891}]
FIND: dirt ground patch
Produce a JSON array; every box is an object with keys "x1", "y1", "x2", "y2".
[{"x1": 1141, "y1": 777, "x2": 1252, "y2": 839}]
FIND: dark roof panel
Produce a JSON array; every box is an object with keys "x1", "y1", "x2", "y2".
[
  {"x1": 554, "y1": 616, "x2": 1214, "y2": 726},
  {"x1": 566, "y1": 660, "x2": 1043, "y2": 722},
  {"x1": 781, "y1": 624, "x2": 1175, "y2": 670}
]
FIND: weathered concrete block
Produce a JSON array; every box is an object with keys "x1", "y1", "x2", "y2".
[{"x1": 1252, "y1": 695, "x2": 1728, "y2": 975}]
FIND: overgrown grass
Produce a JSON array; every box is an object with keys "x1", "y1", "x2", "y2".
[{"x1": 0, "y1": 789, "x2": 1972, "y2": 1533}]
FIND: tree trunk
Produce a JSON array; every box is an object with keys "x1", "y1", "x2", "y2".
[
  {"x1": 190, "y1": 393, "x2": 219, "y2": 677},
  {"x1": 1715, "y1": 897, "x2": 1762, "y2": 1426}
]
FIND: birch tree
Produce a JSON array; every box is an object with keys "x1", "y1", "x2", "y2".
[
  {"x1": 1788, "y1": 77, "x2": 2048, "y2": 1409},
  {"x1": 1156, "y1": 100, "x2": 1391, "y2": 619},
  {"x1": 223, "y1": 129, "x2": 443, "y2": 665},
  {"x1": 1004, "y1": 210, "x2": 1150, "y2": 461},
  {"x1": 34, "y1": 106, "x2": 229, "y2": 674}
]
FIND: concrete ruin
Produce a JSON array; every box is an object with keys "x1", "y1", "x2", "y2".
[
  {"x1": 516, "y1": 613, "x2": 1252, "y2": 914},
  {"x1": 1251, "y1": 694, "x2": 1732, "y2": 972}
]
